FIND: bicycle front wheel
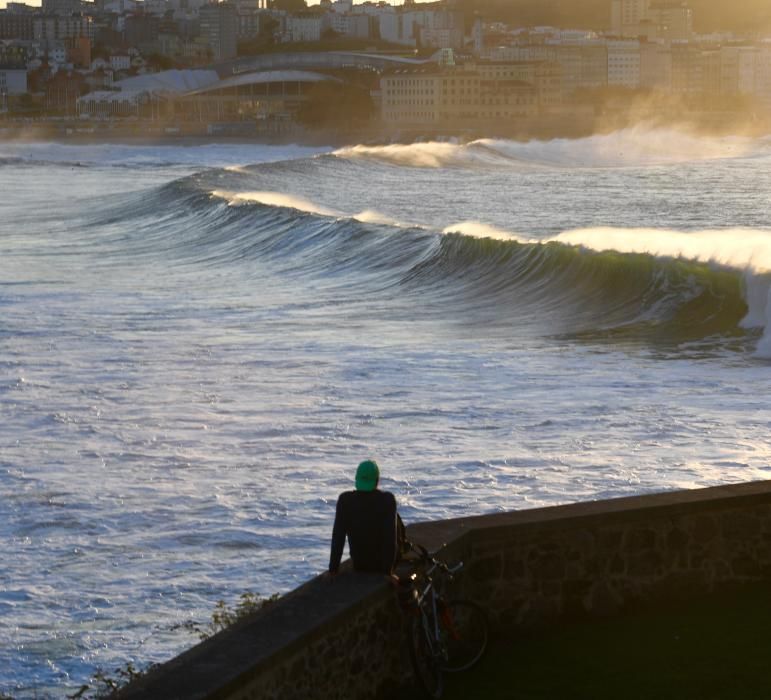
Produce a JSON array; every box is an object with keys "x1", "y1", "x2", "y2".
[
  {"x1": 438, "y1": 599, "x2": 489, "y2": 672},
  {"x1": 409, "y1": 613, "x2": 444, "y2": 699}
]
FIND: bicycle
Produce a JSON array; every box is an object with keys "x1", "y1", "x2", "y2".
[{"x1": 398, "y1": 541, "x2": 489, "y2": 699}]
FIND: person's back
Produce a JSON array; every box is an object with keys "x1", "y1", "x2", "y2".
[{"x1": 329, "y1": 460, "x2": 398, "y2": 576}]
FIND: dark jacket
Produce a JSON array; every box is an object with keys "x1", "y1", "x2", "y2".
[{"x1": 329, "y1": 489, "x2": 397, "y2": 574}]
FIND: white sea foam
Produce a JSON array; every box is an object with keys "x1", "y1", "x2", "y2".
[
  {"x1": 443, "y1": 223, "x2": 771, "y2": 272},
  {"x1": 755, "y1": 326, "x2": 771, "y2": 359},
  {"x1": 443, "y1": 222, "x2": 771, "y2": 349},
  {"x1": 743, "y1": 272, "x2": 771, "y2": 329},
  {"x1": 335, "y1": 141, "x2": 474, "y2": 168},
  {"x1": 352, "y1": 209, "x2": 406, "y2": 226},
  {"x1": 550, "y1": 227, "x2": 771, "y2": 273},
  {"x1": 211, "y1": 189, "x2": 341, "y2": 217},
  {"x1": 476, "y1": 127, "x2": 753, "y2": 167},
  {"x1": 211, "y1": 190, "x2": 413, "y2": 229},
  {"x1": 752, "y1": 284, "x2": 771, "y2": 359},
  {"x1": 336, "y1": 127, "x2": 759, "y2": 169}
]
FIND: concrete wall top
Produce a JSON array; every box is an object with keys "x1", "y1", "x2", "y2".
[{"x1": 407, "y1": 480, "x2": 771, "y2": 546}]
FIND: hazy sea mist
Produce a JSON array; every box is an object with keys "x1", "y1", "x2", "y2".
[{"x1": 1, "y1": 129, "x2": 770, "y2": 697}]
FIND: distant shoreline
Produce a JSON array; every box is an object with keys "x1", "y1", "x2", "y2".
[{"x1": 1, "y1": 113, "x2": 770, "y2": 149}]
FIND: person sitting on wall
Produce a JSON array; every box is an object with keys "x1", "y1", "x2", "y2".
[{"x1": 328, "y1": 459, "x2": 403, "y2": 576}]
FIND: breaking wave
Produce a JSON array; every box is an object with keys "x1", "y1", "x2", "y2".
[
  {"x1": 89, "y1": 175, "x2": 771, "y2": 354},
  {"x1": 335, "y1": 127, "x2": 760, "y2": 169}
]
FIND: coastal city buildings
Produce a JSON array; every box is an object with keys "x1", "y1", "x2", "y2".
[{"x1": 0, "y1": 0, "x2": 770, "y2": 134}]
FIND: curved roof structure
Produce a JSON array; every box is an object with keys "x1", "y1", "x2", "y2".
[
  {"x1": 185, "y1": 69, "x2": 340, "y2": 96},
  {"x1": 116, "y1": 69, "x2": 220, "y2": 94},
  {"x1": 218, "y1": 51, "x2": 433, "y2": 78}
]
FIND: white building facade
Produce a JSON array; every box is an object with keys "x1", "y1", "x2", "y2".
[{"x1": 285, "y1": 13, "x2": 328, "y2": 43}]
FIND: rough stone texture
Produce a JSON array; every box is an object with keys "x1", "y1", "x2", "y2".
[
  {"x1": 458, "y1": 484, "x2": 771, "y2": 629},
  {"x1": 119, "y1": 480, "x2": 771, "y2": 700},
  {"x1": 117, "y1": 570, "x2": 414, "y2": 700}
]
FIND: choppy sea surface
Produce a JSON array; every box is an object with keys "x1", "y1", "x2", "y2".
[{"x1": 1, "y1": 129, "x2": 770, "y2": 697}]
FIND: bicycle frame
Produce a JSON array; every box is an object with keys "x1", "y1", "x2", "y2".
[
  {"x1": 403, "y1": 541, "x2": 489, "y2": 698},
  {"x1": 411, "y1": 547, "x2": 463, "y2": 662}
]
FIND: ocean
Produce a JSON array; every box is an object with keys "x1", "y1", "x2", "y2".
[{"x1": 1, "y1": 129, "x2": 770, "y2": 697}]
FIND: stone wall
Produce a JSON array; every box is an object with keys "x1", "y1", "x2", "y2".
[
  {"x1": 454, "y1": 481, "x2": 771, "y2": 628},
  {"x1": 120, "y1": 480, "x2": 771, "y2": 700},
  {"x1": 118, "y1": 571, "x2": 406, "y2": 700}
]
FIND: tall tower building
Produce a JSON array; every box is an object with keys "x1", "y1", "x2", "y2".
[
  {"x1": 200, "y1": 2, "x2": 238, "y2": 61},
  {"x1": 648, "y1": 1, "x2": 693, "y2": 41}
]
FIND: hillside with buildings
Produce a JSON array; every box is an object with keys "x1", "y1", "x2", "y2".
[
  {"x1": 460, "y1": 0, "x2": 771, "y2": 35},
  {"x1": 0, "y1": 0, "x2": 770, "y2": 140}
]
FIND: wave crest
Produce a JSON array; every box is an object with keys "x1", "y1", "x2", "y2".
[
  {"x1": 335, "y1": 128, "x2": 758, "y2": 169},
  {"x1": 211, "y1": 189, "x2": 340, "y2": 217},
  {"x1": 109, "y1": 178, "x2": 771, "y2": 353}
]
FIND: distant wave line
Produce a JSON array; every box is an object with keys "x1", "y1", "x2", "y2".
[{"x1": 334, "y1": 127, "x2": 761, "y2": 170}]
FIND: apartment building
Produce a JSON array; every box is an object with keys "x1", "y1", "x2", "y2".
[
  {"x1": 285, "y1": 12, "x2": 329, "y2": 43},
  {"x1": 0, "y1": 41, "x2": 28, "y2": 67},
  {"x1": 5, "y1": 3, "x2": 38, "y2": 14},
  {"x1": 611, "y1": 0, "x2": 692, "y2": 41},
  {"x1": 480, "y1": 44, "x2": 604, "y2": 97},
  {"x1": 41, "y1": 0, "x2": 82, "y2": 15},
  {"x1": 0, "y1": 12, "x2": 34, "y2": 40},
  {"x1": 199, "y1": 2, "x2": 237, "y2": 60},
  {"x1": 607, "y1": 39, "x2": 641, "y2": 88},
  {"x1": 610, "y1": 0, "x2": 650, "y2": 36},
  {"x1": 381, "y1": 69, "x2": 478, "y2": 125},
  {"x1": 376, "y1": 6, "x2": 464, "y2": 49},
  {"x1": 328, "y1": 12, "x2": 370, "y2": 40},
  {"x1": 556, "y1": 44, "x2": 608, "y2": 94},
  {"x1": 648, "y1": 1, "x2": 692, "y2": 41},
  {"x1": 33, "y1": 15, "x2": 93, "y2": 43},
  {"x1": 380, "y1": 66, "x2": 542, "y2": 128},
  {"x1": 640, "y1": 40, "x2": 672, "y2": 90},
  {"x1": 0, "y1": 66, "x2": 27, "y2": 94},
  {"x1": 754, "y1": 47, "x2": 771, "y2": 106}
]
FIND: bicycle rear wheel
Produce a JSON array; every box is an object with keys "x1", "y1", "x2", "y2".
[
  {"x1": 409, "y1": 613, "x2": 444, "y2": 699},
  {"x1": 438, "y1": 599, "x2": 489, "y2": 672}
]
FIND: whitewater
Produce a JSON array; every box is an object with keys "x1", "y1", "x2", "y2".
[{"x1": 1, "y1": 128, "x2": 771, "y2": 697}]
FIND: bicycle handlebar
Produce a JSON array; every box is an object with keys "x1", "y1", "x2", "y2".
[{"x1": 405, "y1": 540, "x2": 463, "y2": 577}]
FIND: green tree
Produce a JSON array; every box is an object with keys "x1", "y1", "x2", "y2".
[{"x1": 146, "y1": 53, "x2": 176, "y2": 71}]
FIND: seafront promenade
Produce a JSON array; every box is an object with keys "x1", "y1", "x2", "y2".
[
  {"x1": 3, "y1": 109, "x2": 769, "y2": 150},
  {"x1": 118, "y1": 480, "x2": 771, "y2": 700}
]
